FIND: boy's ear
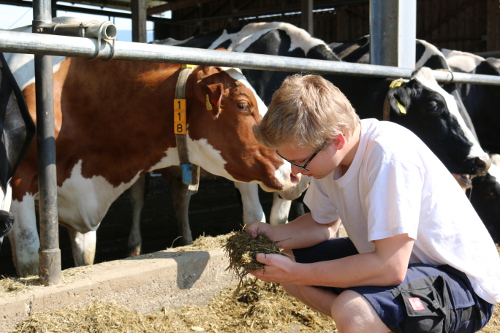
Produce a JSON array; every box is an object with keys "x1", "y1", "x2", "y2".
[{"x1": 332, "y1": 132, "x2": 345, "y2": 150}]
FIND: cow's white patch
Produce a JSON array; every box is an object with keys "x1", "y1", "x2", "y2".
[
  {"x1": 486, "y1": 57, "x2": 500, "y2": 70},
  {"x1": 488, "y1": 154, "x2": 500, "y2": 180},
  {"x1": 233, "y1": 182, "x2": 266, "y2": 223},
  {"x1": 233, "y1": 22, "x2": 326, "y2": 55},
  {"x1": 57, "y1": 160, "x2": 141, "y2": 233},
  {"x1": 9, "y1": 193, "x2": 39, "y2": 276},
  {"x1": 415, "y1": 39, "x2": 449, "y2": 69},
  {"x1": 223, "y1": 67, "x2": 268, "y2": 117},
  {"x1": 3, "y1": 52, "x2": 67, "y2": 91},
  {"x1": 186, "y1": 137, "x2": 235, "y2": 180},
  {"x1": 5, "y1": 17, "x2": 84, "y2": 90},
  {"x1": 148, "y1": 143, "x2": 242, "y2": 182},
  {"x1": 441, "y1": 49, "x2": 484, "y2": 73},
  {"x1": 147, "y1": 147, "x2": 181, "y2": 171},
  {"x1": 0, "y1": 181, "x2": 12, "y2": 212},
  {"x1": 414, "y1": 68, "x2": 488, "y2": 161}
]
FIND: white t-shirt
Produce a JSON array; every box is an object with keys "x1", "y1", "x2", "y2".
[{"x1": 304, "y1": 118, "x2": 500, "y2": 304}]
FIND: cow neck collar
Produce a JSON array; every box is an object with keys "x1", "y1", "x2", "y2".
[
  {"x1": 382, "y1": 79, "x2": 407, "y2": 120},
  {"x1": 174, "y1": 64, "x2": 200, "y2": 195}
]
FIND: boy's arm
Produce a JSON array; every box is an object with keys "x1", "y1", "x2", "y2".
[
  {"x1": 253, "y1": 233, "x2": 414, "y2": 288},
  {"x1": 246, "y1": 212, "x2": 340, "y2": 250}
]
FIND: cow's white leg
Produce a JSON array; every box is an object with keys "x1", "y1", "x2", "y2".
[
  {"x1": 233, "y1": 182, "x2": 266, "y2": 224},
  {"x1": 67, "y1": 229, "x2": 96, "y2": 266},
  {"x1": 8, "y1": 195, "x2": 39, "y2": 276},
  {"x1": 171, "y1": 176, "x2": 193, "y2": 245},
  {"x1": 269, "y1": 193, "x2": 293, "y2": 226},
  {"x1": 128, "y1": 174, "x2": 146, "y2": 256}
]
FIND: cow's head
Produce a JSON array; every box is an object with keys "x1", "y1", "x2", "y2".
[
  {"x1": 185, "y1": 65, "x2": 299, "y2": 192},
  {"x1": 470, "y1": 154, "x2": 500, "y2": 243},
  {"x1": 386, "y1": 67, "x2": 490, "y2": 185}
]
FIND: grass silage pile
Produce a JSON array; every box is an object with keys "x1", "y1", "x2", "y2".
[
  {"x1": 10, "y1": 238, "x2": 500, "y2": 333},
  {"x1": 14, "y1": 279, "x2": 334, "y2": 333}
]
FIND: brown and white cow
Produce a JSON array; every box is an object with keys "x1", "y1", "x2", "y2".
[{"x1": 3, "y1": 20, "x2": 298, "y2": 277}]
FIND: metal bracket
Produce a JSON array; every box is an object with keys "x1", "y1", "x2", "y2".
[{"x1": 36, "y1": 20, "x2": 117, "y2": 61}]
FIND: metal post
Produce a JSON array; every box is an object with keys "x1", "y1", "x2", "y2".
[
  {"x1": 301, "y1": 0, "x2": 314, "y2": 36},
  {"x1": 33, "y1": 0, "x2": 61, "y2": 285},
  {"x1": 370, "y1": 0, "x2": 416, "y2": 68}
]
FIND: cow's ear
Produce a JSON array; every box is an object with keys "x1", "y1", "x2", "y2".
[
  {"x1": 387, "y1": 87, "x2": 410, "y2": 116},
  {"x1": 202, "y1": 83, "x2": 223, "y2": 118}
]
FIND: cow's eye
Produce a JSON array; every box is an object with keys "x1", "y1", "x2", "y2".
[
  {"x1": 237, "y1": 101, "x2": 249, "y2": 111},
  {"x1": 485, "y1": 190, "x2": 498, "y2": 200},
  {"x1": 427, "y1": 101, "x2": 441, "y2": 115}
]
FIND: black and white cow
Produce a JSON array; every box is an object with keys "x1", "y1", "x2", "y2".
[
  {"x1": 122, "y1": 22, "x2": 488, "y2": 256},
  {"x1": 329, "y1": 34, "x2": 478, "y2": 139},
  {"x1": 441, "y1": 49, "x2": 500, "y2": 154},
  {"x1": 330, "y1": 35, "x2": 500, "y2": 241},
  {"x1": 0, "y1": 53, "x2": 35, "y2": 250}
]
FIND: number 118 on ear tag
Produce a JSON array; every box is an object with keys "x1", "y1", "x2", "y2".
[{"x1": 174, "y1": 99, "x2": 187, "y2": 134}]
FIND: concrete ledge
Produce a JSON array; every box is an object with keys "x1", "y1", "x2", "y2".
[{"x1": 0, "y1": 248, "x2": 235, "y2": 332}]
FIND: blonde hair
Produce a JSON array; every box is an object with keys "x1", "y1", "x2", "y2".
[{"x1": 253, "y1": 74, "x2": 359, "y2": 150}]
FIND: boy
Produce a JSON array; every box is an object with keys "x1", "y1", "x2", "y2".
[{"x1": 247, "y1": 74, "x2": 500, "y2": 333}]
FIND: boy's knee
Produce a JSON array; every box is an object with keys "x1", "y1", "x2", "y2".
[{"x1": 331, "y1": 290, "x2": 390, "y2": 333}]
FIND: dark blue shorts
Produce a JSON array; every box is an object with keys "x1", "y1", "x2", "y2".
[{"x1": 293, "y1": 238, "x2": 494, "y2": 333}]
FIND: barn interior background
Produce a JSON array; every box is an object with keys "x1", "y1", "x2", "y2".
[
  {"x1": 0, "y1": 0, "x2": 499, "y2": 277},
  {"x1": 1, "y1": 0, "x2": 499, "y2": 54},
  {"x1": 153, "y1": 0, "x2": 500, "y2": 55}
]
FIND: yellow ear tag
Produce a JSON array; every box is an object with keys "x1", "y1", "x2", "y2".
[
  {"x1": 396, "y1": 101, "x2": 407, "y2": 114},
  {"x1": 389, "y1": 79, "x2": 407, "y2": 114},
  {"x1": 205, "y1": 94, "x2": 213, "y2": 110},
  {"x1": 389, "y1": 80, "x2": 403, "y2": 88}
]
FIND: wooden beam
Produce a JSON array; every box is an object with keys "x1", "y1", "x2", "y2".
[
  {"x1": 131, "y1": 0, "x2": 147, "y2": 42},
  {"x1": 147, "y1": 0, "x2": 215, "y2": 15},
  {"x1": 486, "y1": 0, "x2": 500, "y2": 51},
  {"x1": 420, "y1": 0, "x2": 475, "y2": 40}
]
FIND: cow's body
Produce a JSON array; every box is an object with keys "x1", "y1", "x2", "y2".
[
  {"x1": 0, "y1": 53, "x2": 35, "y2": 250},
  {"x1": 441, "y1": 49, "x2": 500, "y2": 154},
  {"x1": 4, "y1": 21, "x2": 296, "y2": 276},
  {"x1": 125, "y1": 22, "x2": 489, "y2": 257}
]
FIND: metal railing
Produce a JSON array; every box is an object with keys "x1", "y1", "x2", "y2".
[{"x1": 1, "y1": 29, "x2": 500, "y2": 86}]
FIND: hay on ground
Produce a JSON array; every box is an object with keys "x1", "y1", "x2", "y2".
[
  {"x1": 14, "y1": 278, "x2": 335, "y2": 333},
  {"x1": 223, "y1": 230, "x2": 286, "y2": 289}
]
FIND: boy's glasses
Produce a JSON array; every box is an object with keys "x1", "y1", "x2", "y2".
[{"x1": 276, "y1": 144, "x2": 324, "y2": 171}]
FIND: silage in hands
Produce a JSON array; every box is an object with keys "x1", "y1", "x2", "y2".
[{"x1": 224, "y1": 230, "x2": 286, "y2": 289}]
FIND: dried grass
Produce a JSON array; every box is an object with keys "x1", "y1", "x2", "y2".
[
  {"x1": 14, "y1": 278, "x2": 334, "y2": 333},
  {"x1": 7, "y1": 240, "x2": 500, "y2": 333},
  {"x1": 0, "y1": 266, "x2": 90, "y2": 295},
  {"x1": 223, "y1": 230, "x2": 286, "y2": 291}
]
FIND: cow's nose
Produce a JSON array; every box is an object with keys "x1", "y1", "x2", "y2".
[
  {"x1": 475, "y1": 156, "x2": 491, "y2": 174},
  {"x1": 290, "y1": 173, "x2": 301, "y2": 186}
]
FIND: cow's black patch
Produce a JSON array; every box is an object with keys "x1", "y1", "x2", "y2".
[{"x1": 470, "y1": 171, "x2": 500, "y2": 243}]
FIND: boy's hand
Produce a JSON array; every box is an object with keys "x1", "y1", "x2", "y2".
[
  {"x1": 246, "y1": 221, "x2": 274, "y2": 240},
  {"x1": 250, "y1": 253, "x2": 296, "y2": 284}
]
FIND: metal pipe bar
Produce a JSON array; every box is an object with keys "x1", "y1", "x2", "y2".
[
  {"x1": 32, "y1": 1, "x2": 61, "y2": 285},
  {"x1": 1, "y1": 30, "x2": 499, "y2": 86}
]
